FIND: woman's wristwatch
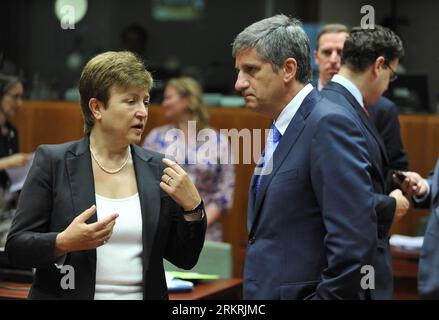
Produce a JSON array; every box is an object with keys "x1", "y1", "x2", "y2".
[{"x1": 183, "y1": 200, "x2": 204, "y2": 221}]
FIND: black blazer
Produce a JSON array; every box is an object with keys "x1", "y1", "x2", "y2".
[
  {"x1": 322, "y1": 82, "x2": 396, "y2": 299},
  {"x1": 6, "y1": 136, "x2": 206, "y2": 299}
]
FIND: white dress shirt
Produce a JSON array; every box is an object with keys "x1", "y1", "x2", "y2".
[{"x1": 274, "y1": 83, "x2": 314, "y2": 134}]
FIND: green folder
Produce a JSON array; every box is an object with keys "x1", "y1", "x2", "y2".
[{"x1": 167, "y1": 271, "x2": 220, "y2": 280}]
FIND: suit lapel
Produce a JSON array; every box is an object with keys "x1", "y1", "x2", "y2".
[
  {"x1": 66, "y1": 136, "x2": 97, "y2": 272},
  {"x1": 131, "y1": 145, "x2": 159, "y2": 272},
  {"x1": 248, "y1": 89, "x2": 318, "y2": 236}
]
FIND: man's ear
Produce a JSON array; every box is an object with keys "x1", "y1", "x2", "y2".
[
  {"x1": 283, "y1": 58, "x2": 297, "y2": 83},
  {"x1": 88, "y1": 98, "x2": 102, "y2": 120},
  {"x1": 372, "y1": 56, "x2": 386, "y2": 77}
]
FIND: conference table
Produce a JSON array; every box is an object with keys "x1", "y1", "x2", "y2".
[
  {"x1": 391, "y1": 246, "x2": 420, "y2": 300},
  {"x1": 0, "y1": 278, "x2": 242, "y2": 300}
]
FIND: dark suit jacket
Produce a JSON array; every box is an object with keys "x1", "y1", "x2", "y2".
[
  {"x1": 244, "y1": 89, "x2": 377, "y2": 300},
  {"x1": 322, "y1": 82, "x2": 397, "y2": 299},
  {"x1": 417, "y1": 159, "x2": 439, "y2": 299},
  {"x1": 369, "y1": 96, "x2": 409, "y2": 190},
  {"x1": 5, "y1": 136, "x2": 206, "y2": 299}
]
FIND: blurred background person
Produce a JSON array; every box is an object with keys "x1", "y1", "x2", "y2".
[
  {"x1": 0, "y1": 75, "x2": 32, "y2": 185},
  {"x1": 120, "y1": 24, "x2": 181, "y2": 103},
  {"x1": 6, "y1": 52, "x2": 206, "y2": 300},
  {"x1": 143, "y1": 77, "x2": 234, "y2": 242},
  {"x1": 0, "y1": 74, "x2": 32, "y2": 247},
  {"x1": 313, "y1": 24, "x2": 349, "y2": 91}
]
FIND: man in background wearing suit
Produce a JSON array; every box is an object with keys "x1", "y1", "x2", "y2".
[
  {"x1": 396, "y1": 161, "x2": 439, "y2": 299},
  {"x1": 314, "y1": 24, "x2": 409, "y2": 183},
  {"x1": 233, "y1": 14, "x2": 379, "y2": 299},
  {"x1": 321, "y1": 25, "x2": 410, "y2": 299}
]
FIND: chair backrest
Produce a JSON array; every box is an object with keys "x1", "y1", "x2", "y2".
[{"x1": 164, "y1": 241, "x2": 233, "y2": 279}]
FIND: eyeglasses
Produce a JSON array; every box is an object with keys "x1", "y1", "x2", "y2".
[{"x1": 385, "y1": 63, "x2": 398, "y2": 83}]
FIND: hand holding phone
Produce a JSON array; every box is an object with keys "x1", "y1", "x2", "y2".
[
  {"x1": 394, "y1": 170, "x2": 407, "y2": 182},
  {"x1": 393, "y1": 170, "x2": 428, "y2": 198}
]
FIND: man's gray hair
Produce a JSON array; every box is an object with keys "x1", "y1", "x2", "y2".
[{"x1": 232, "y1": 14, "x2": 311, "y2": 84}]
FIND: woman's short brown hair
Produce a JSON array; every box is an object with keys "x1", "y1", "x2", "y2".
[{"x1": 79, "y1": 51, "x2": 153, "y2": 134}]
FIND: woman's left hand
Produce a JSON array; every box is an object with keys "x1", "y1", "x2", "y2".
[{"x1": 160, "y1": 158, "x2": 201, "y2": 211}]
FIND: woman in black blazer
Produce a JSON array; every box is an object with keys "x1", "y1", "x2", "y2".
[{"x1": 5, "y1": 51, "x2": 206, "y2": 299}]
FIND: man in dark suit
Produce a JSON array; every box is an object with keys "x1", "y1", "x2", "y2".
[
  {"x1": 233, "y1": 15, "x2": 380, "y2": 299},
  {"x1": 321, "y1": 25, "x2": 410, "y2": 299},
  {"x1": 396, "y1": 161, "x2": 439, "y2": 299},
  {"x1": 314, "y1": 23, "x2": 409, "y2": 181}
]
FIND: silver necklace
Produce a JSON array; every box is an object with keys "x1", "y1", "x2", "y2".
[{"x1": 90, "y1": 146, "x2": 131, "y2": 174}]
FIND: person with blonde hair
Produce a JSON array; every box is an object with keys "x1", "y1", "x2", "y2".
[
  {"x1": 6, "y1": 52, "x2": 206, "y2": 300},
  {"x1": 143, "y1": 77, "x2": 234, "y2": 242}
]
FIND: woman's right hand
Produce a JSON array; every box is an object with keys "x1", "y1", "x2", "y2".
[{"x1": 54, "y1": 205, "x2": 118, "y2": 257}]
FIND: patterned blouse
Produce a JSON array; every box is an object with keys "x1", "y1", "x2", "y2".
[{"x1": 142, "y1": 124, "x2": 235, "y2": 242}]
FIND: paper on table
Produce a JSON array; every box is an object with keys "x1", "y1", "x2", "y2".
[
  {"x1": 165, "y1": 271, "x2": 194, "y2": 292},
  {"x1": 5, "y1": 153, "x2": 35, "y2": 193},
  {"x1": 389, "y1": 234, "x2": 424, "y2": 251}
]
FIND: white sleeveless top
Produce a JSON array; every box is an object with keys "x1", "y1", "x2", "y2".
[{"x1": 94, "y1": 193, "x2": 143, "y2": 300}]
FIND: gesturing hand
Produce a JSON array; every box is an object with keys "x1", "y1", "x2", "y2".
[
  {"x1": 55, "y1": 205, "x2": 118, "y2": 257},
  {"x1": 160, "y1": 158, "x2": 202, "y2": 211}
]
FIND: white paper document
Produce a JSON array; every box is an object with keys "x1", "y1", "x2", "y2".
[
  {"x1": 165, "y1": 271, "x2": 194, "y2": 292},
  {"x1": 389, "y1": 234, "x2": 424, "y2": 251}
]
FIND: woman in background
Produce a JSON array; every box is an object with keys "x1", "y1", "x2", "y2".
[
  {"x1": 143, "y1": 77, "x2": 234, "y2": 242},
  {"x1": 0, "y1": 75, "x2": 32, "y2": 246},
  {"x1": 0, "y1": 75, "x2": 32, "y2": 187}
]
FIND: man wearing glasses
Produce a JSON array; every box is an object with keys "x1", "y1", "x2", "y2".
[
  {"x1": 314, "y1": 24, "x2": 409, "y2": 185},
  {"x1": 321, "y1": 25, "x2": 410, "y2": 300}
]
